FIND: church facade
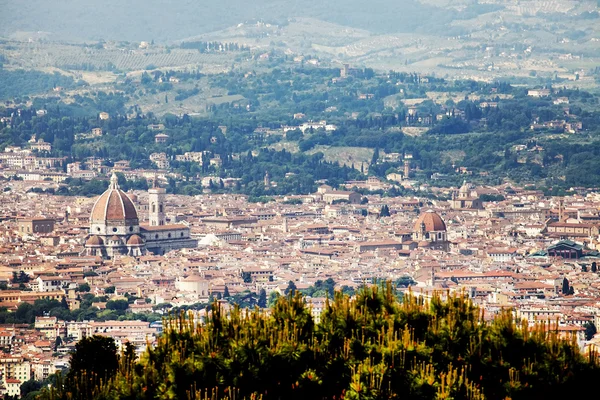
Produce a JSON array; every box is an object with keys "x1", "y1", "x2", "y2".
[
  {"x1": 450, "y1": 181, "x2": 483, "y2": 210},
  {"x1": 84, "y1": 173, "x2": 197, "y2": 258}
]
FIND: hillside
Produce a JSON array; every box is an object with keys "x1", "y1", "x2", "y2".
[
  {"x1": 0, "y1": 0, "x2": 476, "y2": 42},
  {"x1": 42, "y1": 285, "x2": 600, "y2": 400}
]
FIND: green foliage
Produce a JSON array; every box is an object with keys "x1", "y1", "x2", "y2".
[
  {"x1": 41, "y1": 286, "x2": 600, "y2": 400},
  {"x1": 286, "y1": 129, "x2": 303, "y2": 141},
  {"x1": 585, "y1": 322, "x2": 597, "y2": 341},
  {"x1": 11, "y1": 271, "x2": 30, "y2": 284},
  {"x1": 3, "y1": 64, "x2": 600, "y2": 192},
  {"x1": 61, "y1": 335, "x2": 120, "y2": 400},
  {"x1": 106, "y1": 299, "x2": 129, "y2": 311},
  {"x1": 302, "y1": 278, "x2": 336, "y2": 298},
  {"x1": 0, "y1": 69, "x2": 80, "y2": 100},
  {"x1": 0, "y1": 298, "x2": 69, "y2": 324},
  {"x1": 284, "y1": 280, "x2": 297, "y2": 296},
  {"x1": 20, "y1": 379, "x2": 43, "y2": 399},
  {"x1": 379, "y1": 204, "x2": 391, "y2": 217},
  {"x1": 77, "y1": 283, "x2": 91, "y2": 292},
  {"x1": 257, "y1": 289, "x2": 267, "y2": 308},
  {"x1": 479, "y1": 194, "x2": 506, "y2": 202}
]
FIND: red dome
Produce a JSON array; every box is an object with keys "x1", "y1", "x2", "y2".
[
  {"x1": 90, "y1": 173, "x2": 138, "y2": 223},
  {"x1": 414, "y1": 210, "x2": 446, "y2": 232}
]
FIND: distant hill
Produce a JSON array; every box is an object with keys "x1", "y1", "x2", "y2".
[{"x1": 1, "y1": 0, "x2": 500, "y2": 42}]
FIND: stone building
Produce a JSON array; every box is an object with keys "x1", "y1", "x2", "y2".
[{"x1": 17, "y1": 218, "x2": 55, "y2": 236}]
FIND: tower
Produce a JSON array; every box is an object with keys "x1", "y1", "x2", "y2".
[
  {"x1": 403, "y1": 160, "x2": 411, "y2": 179},
  {"x1": 282, "y1": 217, "x2": 288, "y2": 233},
  {"x1": 558, "y1": 197, "x2": 565, "y2": 222},
  {"x1": 264, "y1": 171, "x2": 270, "y2": 188},
  {"x1": 148, "y1": 176, "x2": 166, "y2": 226}
]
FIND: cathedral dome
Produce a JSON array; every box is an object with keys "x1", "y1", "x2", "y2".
[
  {"x1": 414, "y1": 210, "x2": 446, "y2": 232},
  {"x1": 90, "y1": 173, "x2": 138, "y2": 223}
]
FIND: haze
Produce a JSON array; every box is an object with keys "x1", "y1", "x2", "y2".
[{"x1": 1, "y1": 0, "x2": 484, "y2": 42}]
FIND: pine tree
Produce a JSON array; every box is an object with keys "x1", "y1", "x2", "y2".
[
  {"x1": 562, "y1": 277, "x2": 570, "y2": 294},
  {"x1": 65, "y1": 336, "x2": 118, "y2": 399},
  {"x1": 258, "y1": 289, "x2": 267, "y2": 308},
  {"x1": 285, "y1": 281, "x2": 297, "y2": 296},
  {"x1": 379, "y1": 204, "x2": 390, "y2": 217},
  {"x1": 371, "y1": 147, "x2": 379, "y2": 165}
]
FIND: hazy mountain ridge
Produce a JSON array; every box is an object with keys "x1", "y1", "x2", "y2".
[{"x1": 1, "y1": 0, "x2": 505, "y2": 42}]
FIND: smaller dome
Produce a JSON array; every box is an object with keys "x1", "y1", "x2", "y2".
[
  {"x1": 109, "y1": 235, "x2": 121, "y2": 242},
  {"x1": 86, "y1": 235, "x2": 104, "y2": 246},
  {"x1": 127, "y1": 234, "x2": 144, "y2": 246},
  {"x1": 459, "y1": 180, "x2": 473, "y2": 195}
]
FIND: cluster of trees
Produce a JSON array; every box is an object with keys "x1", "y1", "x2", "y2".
[
  {"x1": 0, "y1": 68, "x2": 81, "y2": 100},
  {"x1": 180, "y1": 41, "x2": 250, "y2": 52},
  {"x1": 41, "y1": 284, "x2": 600, "y2": 399},
  {"x1": 0, "y1": 293, "x2": 161, "y2": 326}
]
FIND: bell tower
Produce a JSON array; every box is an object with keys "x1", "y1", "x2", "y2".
[
  {"x1": 403, "y1": 160, "x2": 411, "y2": 179},
  {"x1": 148, "y1": 176, "x2": 166, "y2": 226}
]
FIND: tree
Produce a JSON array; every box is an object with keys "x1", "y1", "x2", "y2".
[
  {"x1": 562, "y1": 277, "x2": 570, "y2": 295},
  {"x1": 20, "y1": 379, "x2": 43, "y2": 400},
  {"x1": 77, "y1": 283, "x2": 90, "y2": 292},
  {"x1": 106, "y1": 299, "x2": 129, "y2": 311},
  {"x1": 371, "y1": 147, "x2": 379, "y2": 165},
  {"x1": 592, "y1": 262, "x2": 597, "y2": 273},
  {"x1": 105, "y1": 286, "x2": 115, "y2": 294},
  {"x1": 54, "y1": 336, "x2": 62, "y2": 351},
  {"x1": 379, "y1": 204, "x2": 391, "y2": 217},
  {"x1": 258, "y1": 289, "x2": 267, "y2": 308},
  {"x1": 242, "y1": 272, "x2": 252, "y2": 283},
  {"x1": 65, "y1": 335, "x2": 119, "y2": 399},
  {"x1": 268, "y1": 291, "x2": 280, "y2": 308},
  {"x1": 12, "y1": 271, "x2": 30, "y2": 284},
  {"x1": 223, "y1": 286, "x2": 230, "y2": 298},
  {"x1": 285, "y1": 281, "x2": 297, "y2": 296},
  {"x1": 585, "y1": 322, "x2": 597, "y2": 341}
]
